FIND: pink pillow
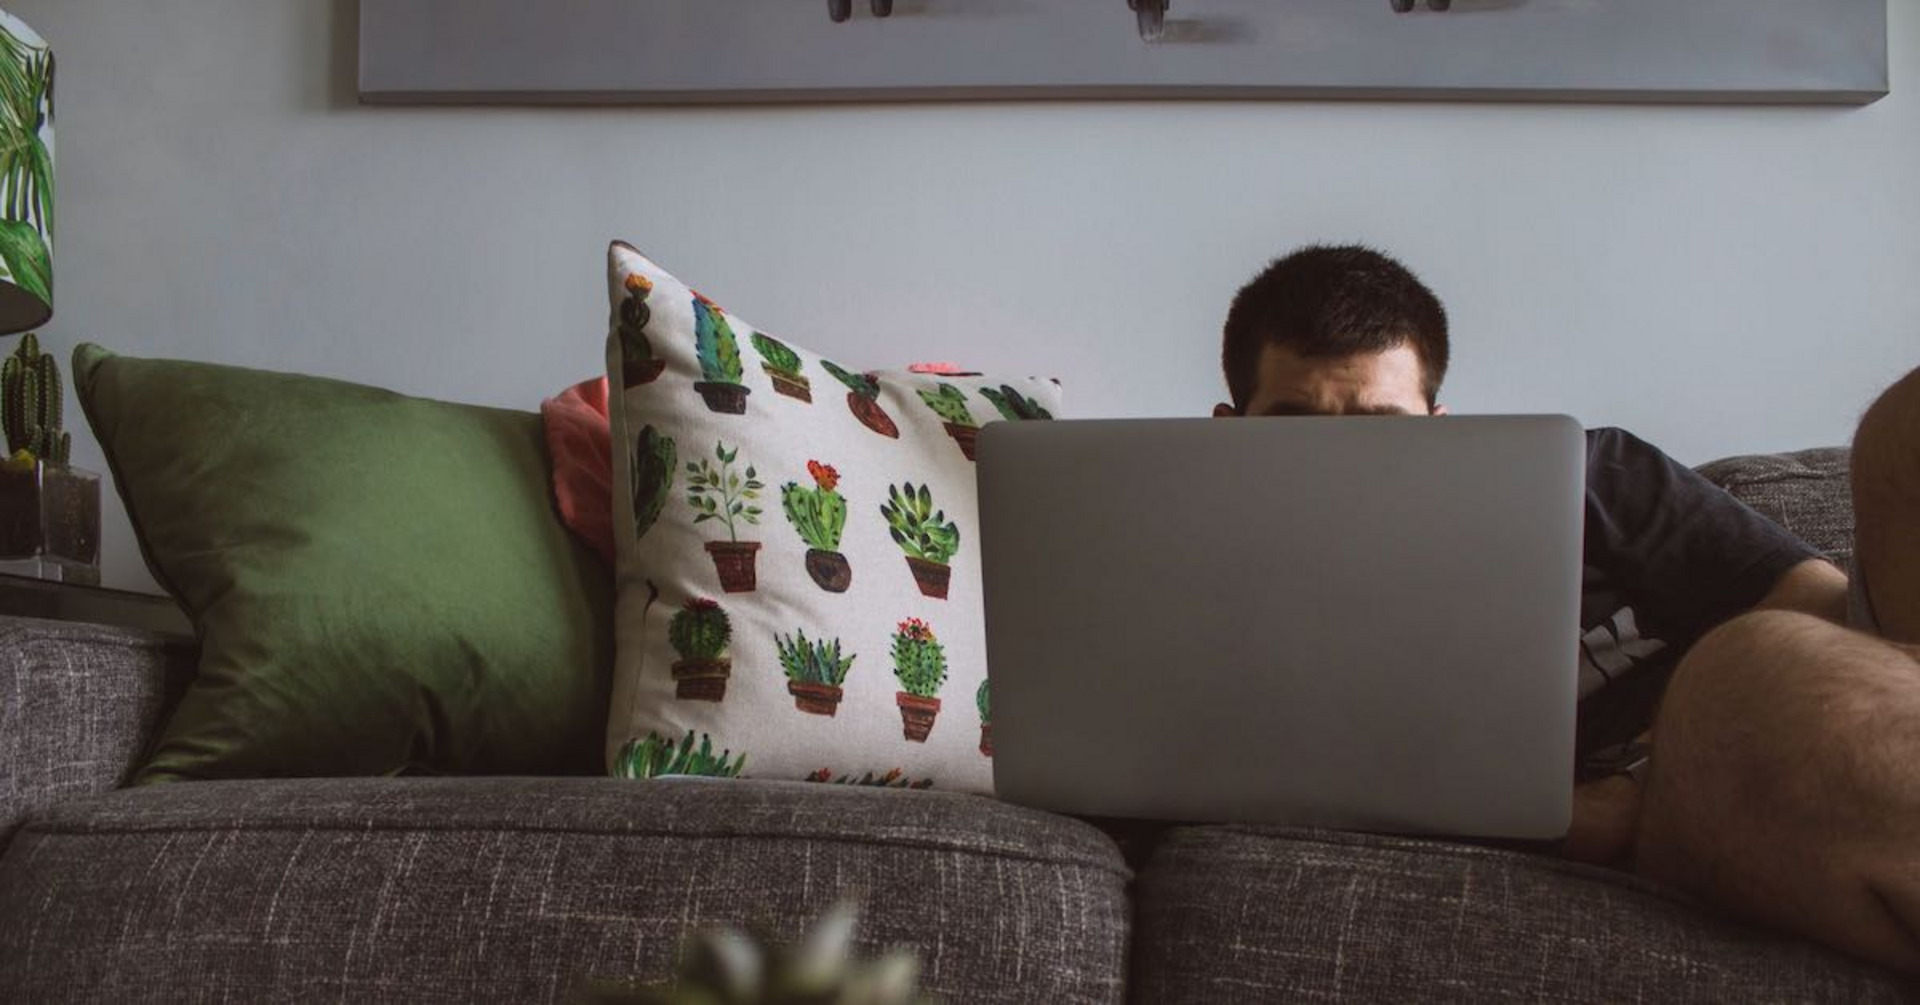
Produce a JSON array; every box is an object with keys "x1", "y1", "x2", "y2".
[
  {"x1": 542, "y1": 366, "x2": 981, "y2": 566},
  {"x1": 541, "y1": 377, "x2": 615, "y2": 565}
]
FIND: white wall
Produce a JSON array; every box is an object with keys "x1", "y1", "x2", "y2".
[{"x1": 12, "y1": 0, "x2": 1919, "y2": 594}]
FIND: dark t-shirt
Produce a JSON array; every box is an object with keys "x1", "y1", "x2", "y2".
[{"x1": 1573, "y1": 427, "x2": 1820, "y2": 770}]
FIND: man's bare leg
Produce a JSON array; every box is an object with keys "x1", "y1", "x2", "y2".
[{"x1": 1633, "y1": 367, "x2": 1920, "y2": 971}]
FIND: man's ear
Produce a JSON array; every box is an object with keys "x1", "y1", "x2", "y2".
[
  {"x1": 1431, "y1": 403, "x2": 1449, "y2": 416},
  {"x1": 1213, "y1": 403, "x2": 1239, "y2": 418}
]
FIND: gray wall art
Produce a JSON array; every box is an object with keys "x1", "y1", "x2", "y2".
[{"x1": 360, "y1": 0, "x2": 1888, "y2": 106}]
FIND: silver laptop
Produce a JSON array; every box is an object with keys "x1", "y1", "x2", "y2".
[{"x1": 976, "y1": 416, "x2": 1584, "y2": 840}]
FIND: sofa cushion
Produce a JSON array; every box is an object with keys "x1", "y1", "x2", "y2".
[
  {"x1": 1696, "y1": 447, "x2": 1853, "y2": 571},
  {"x1": 1131, "y1": 825, "x2": 1912, "y2": 1003},
  {"x1": 0, "y1": 777, "x2": 1129, "y2": 1004}
]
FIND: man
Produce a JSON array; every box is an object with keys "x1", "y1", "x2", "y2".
[{"x1": 1214, "y1": 244, "x2": 1920, "y2": 973}]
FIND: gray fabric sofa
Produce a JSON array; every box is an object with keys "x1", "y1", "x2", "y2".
[{"x1": 2, "y1": 448, "x2": 1913, "y2": 1003}]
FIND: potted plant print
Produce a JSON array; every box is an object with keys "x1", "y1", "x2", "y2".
[
  {"x1": 776, "y1": 628, "x2": 855, "y2": 717},
  {"x1": 631, "y1": 425, "x2": 676, "y2": 544},
  {"x1": 803, "y1": 767, "x2": 933, "y2": 790},
  {"x1": 880, "y1": 482, "x2": 960, "y2": 600},
  {"x1": 819, "y1": 360, "x2": 899, "y2": 439},
  {"x1": 617, "y1": 273, "x2": 667, "y2": 387},
  {"x1": 687, "y1": 441, "x2": 764, "y2": 592},
  {"x1": 977, "y1": 679, "x2": 992, "y2": 757},
  {"x1": 891, "y1": 618, "x2": 947, "y2": 742},
  {"x1": 979, "y1": 385, "x2": 1055, "y2": 421},
  {"x1": 668, "y1": 598, "x2": 733, "y2": 701},
  {"x1": 916, "y1": 384, "x2": 980, "y2": 461},
  {"x1": 782, "y1": 459, "x2": 850, "y2": 592},
  {"x1": 750, "y1": 332, "x2": 812, "y2": 403},
  {"x1": 616, "y1": 729, "x2": 747, "y2": 779},
  {"x1": 692, "y1": 294, "x2": 751, "y2": 414}
]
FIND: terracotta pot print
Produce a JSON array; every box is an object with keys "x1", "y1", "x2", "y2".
[
  {"x1": 705, "y1": 540, "x2": 763, "y2": 593},
  {"x1": 848, "y1": 393, "x2": 900, "y2": 439},
  {"x1": 788, "y1": 680, "x2": 845, "y2": 717},
  {"x1": 805, "y1": 548, "x2": 852, "y2": 593},
  {"x1": 623, "y1": 357, "x2": 667, "y2": 388},
  {"x1": 695, "y1": 381, "x2": 750, "y2": 415},
  {"x1": 943, "y1": 423, "x2": 980, "y2": 461},
  {"x1": 672, "y1": 657, "x2": 732, "y2": 702},
  {"x1": 905, "y1": 556, "x2": 951, "y2": 600},
  {"x1": 979, "y1": 722, "x2": 993, "y2": 757},
  {"x1": 896, "y1": 692, "x2": 942, "y2": 742},
  {"x1": 764, "y1": 365, "x2": 813, "y2": 403}
]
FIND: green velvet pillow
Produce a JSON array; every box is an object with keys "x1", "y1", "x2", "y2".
[{"x1": 75, "y1": 345, "x2": 612, "y2": 782}]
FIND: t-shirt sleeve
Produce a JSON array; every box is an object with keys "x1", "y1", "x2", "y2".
[{"x1": 1584, "y1": 427, "x2": 1822, "y2": 646}]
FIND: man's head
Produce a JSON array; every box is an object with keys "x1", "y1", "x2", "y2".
[{"x1": 1216, "y1": 245, "x2": 1450, "y2": 418}]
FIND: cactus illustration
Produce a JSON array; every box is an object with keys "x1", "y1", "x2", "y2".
[
  {"x1": 777, "y1": 628, "x2": 855, "y2": 716},
  {"x1": 617, "y1": 273, "x2": 666, "y2": 387},
  {"x1": 977, "y1": 679, "x2": 993, "y2": 757},
  {"x1": 803, "y1": 767, "x2": 933, "y2": 790},
  {"x1": 979, "y1": 385, "x2": 1055, "y2": 422},
  {"x1": 668, "y1": 598, "x2": 733, "y2": 701},
  {"x1": 631, "y1": 425, "x2": 676, "y2": 543},
  {"x1": 687, "y1": 441, "x2": 765, "y2": 592},
  {"x1": 783, "y1": 460, "x2": 851, "y2": 592},
  {"x1": 691, "y1": 294, "x2": 750, "y2": 413},
  {"x1": 2, "y1": 332, "x2": 68, "y2": 464},
  {"x1": 891, "y1": 618, "x2": 948, "y2": 742},
  {"x1": 751, "y1": 332, "x2": 812, "y2": 402},
  {"x1": 820, "y1": 359, "x2": 899, "y2": 438},
  {"x1": 917, "y1": 384, "x2": 980, "y2": 460},
  {"x1": 880, "y1": 482, "x2": 960, "y2": 599},
  {"x1": 616, "y1": 730, "x2": 747, "y2": 779}
]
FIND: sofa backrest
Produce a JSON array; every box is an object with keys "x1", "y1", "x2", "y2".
[{"x1": 1696, "y1": 447, "x2": 1853, "y2": 573}]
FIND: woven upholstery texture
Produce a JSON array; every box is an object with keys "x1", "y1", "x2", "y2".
[
  {"x1": 0, "y1": 616, "x2": 192, "y2": 845},
  {"x1": 0, "y1": 777, "x2": 1131, "y2": 1004},
  {"x1": 1131, "y1": 825, "x2": 1915, "y2": 1003},
  {"x1": 1697, "y1": 447, "x2": 1854, "y2": 570}
]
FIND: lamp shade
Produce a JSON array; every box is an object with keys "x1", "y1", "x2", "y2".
[{"x1": 0, "y1": 9, "x2": 51, "y2": 335}]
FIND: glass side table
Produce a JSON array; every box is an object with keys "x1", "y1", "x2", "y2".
[{"x1": 0, "y1": 571, "x2": 191, "y2": 639}]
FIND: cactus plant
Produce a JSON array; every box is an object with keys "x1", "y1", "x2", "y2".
[
  {"x1": 782, "y1": 460, "x2": 851, "y2": 593},
  {"x1": 820, "y1": 359, "x2": 899, "y2": 438},
  {"x1": 2, "y1": 332, "x2": 68, "y2": 464},
  {"x1": 880, "y1": 482, "x2": 960, "y2": 599},
  {"x1": 777, "y1": 628, "x2": 855, "y2": 717},
  {"x1": 615, "y1": 729, "x2": 747, "y2": 780},
  {"x1": 803, "y1": 768, "x2": 933, "y2": 790},
  {"x1": 891, "y1": 618, "x2": 947, "y2": 743},
  {"x1": 579, "y1": 902, "x2": 932, "y2": 1005},
  {"x1": 617, "y1": 273, "x2": 666, "y2": 387},
  {"x1": 668, "y1": 598, "x2": 733, "y2": 701},
  {"x1": 750, "y1": 332, "x2": 812, "y2": 402},
  {"x1": 977, "y1": 679, "x2": 993, "y2": 757},
  {"x1": 687, "y1": 442, "x2": 765, "y2": 592},
  {"x1": 979, "y1": 384, "x2": 1055, "y2": 422},
  {"x1": 631, "y1": 425, "x2": 676, "y2": 543},
  {"x1": 691, "y1": 295, "x2": 749, "y2": 413},
  {"x1": 917, "y1": 384, "x2": 980, "y2": 460}
]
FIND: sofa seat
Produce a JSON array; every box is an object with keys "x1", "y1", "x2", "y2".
[
  {"x1": 0, "y1": 776, "x2": 1131, "y2": 1004},
  {"x1": 1130, "y1": 825, "x2": 1915, "y2": 1003}
]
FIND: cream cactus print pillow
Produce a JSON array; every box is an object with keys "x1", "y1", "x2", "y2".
[{"x1": 603, "y1": 241, "x2": 1061, "y2": 795}]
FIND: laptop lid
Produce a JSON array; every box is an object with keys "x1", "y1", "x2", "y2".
[{"x1": 977, "y1": 416, "x2": 1584, "y2": 839}]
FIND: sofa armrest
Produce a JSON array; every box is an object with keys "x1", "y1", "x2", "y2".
[{"x1": 0, "y1": 615, "x2": 195, "y2": 843}]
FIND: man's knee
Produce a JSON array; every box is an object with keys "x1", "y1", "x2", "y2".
[{"x1": 1856, "y1": 365, "x2": 1920, "y2": 492}]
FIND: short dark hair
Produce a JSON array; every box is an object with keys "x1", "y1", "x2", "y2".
[{"x1": 1221, "y1": 245, "x2": 1449, "y2": 411}]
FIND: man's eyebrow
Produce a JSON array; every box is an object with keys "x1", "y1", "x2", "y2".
[{"x1": 1257, "y1": 402, "x2": 1413, "y2": 417}]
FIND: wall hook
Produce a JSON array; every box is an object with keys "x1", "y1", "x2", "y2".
[
  {"x1": 1391, "y1": 0, "x2": 1453, "y2": 11},
  {"x1": 1128, "y1": 0, "x2": 1168, "y2": 42},
  {"x1": 830, "y1": 0, "x2": 893, "y2": 23}
]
